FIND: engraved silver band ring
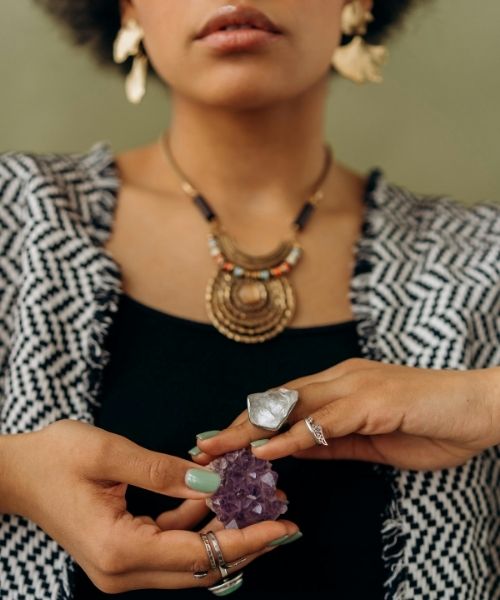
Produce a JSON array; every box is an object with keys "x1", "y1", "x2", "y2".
[{"x1": 304, "y1": 416, "x2": 329, "y2": 446}]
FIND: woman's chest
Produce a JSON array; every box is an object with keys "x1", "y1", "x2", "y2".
[{"x1": 104, "y1": 185, "x2": 364, "y2": 328}]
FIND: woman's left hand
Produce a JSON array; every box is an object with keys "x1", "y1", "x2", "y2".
[{"x1": 194, "y1": 359, "x2": 500, "y2": 471}]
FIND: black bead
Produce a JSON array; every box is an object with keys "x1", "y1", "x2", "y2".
[
  {"x1": 193, "y1": 195, "x2": 217, "y2": 222},
  {"x1": 294, "y1": 202, "x2": 316, "y2": 231}
]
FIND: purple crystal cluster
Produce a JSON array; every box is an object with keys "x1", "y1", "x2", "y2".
[{"x1": 206, "y1": 448, "x2": 288, "y2": 529}]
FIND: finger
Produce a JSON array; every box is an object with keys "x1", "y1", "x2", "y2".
[
  {"x1": 187, "y1": 411, "x2": 255, "y2": 464},
  {"x1": 115, "y1": 513, "x2": 299, "y2": 573},
  {"x1": 292, "y1": 434, "x2": 390, "y2": 463},
  {"x1": 85, "y1": 431, "x2": 222, "y2": 500},
  {"x1": 194, "y1": 362, "x2": 376, "y2": 458},
  {"x1": 195, "y1": 391, "x2": 324, "y2": 457},
  {"x1": 199, "y1": 515, "x2": 225, "y2": 534},
  {"x1": 198, "y1": 488, "x2": 288, "y2": 529},
  {"x1": 194, "y1": 358, "x2": 378, "y2": 456},
  {"x1": 198, "y1": 378, "x2": 357, "y2": 456},
  {"x1": 281, "y1": 377, "x2": 367, "y2": 424},
  {"x1": 93, "y1": 545, "x2": 269, "y2": 593},
  {"x1": 251, "y1": 396, "x2": 370, "y2": 460},
  {"x1": 197, "y1": 419, "x2": 276, "y2": 456},
  {"x1": 281, "y1": 357, "x2": 378, "y2": 390},
  {"x1": 156, "y1": 499, "x2": 210, "y2": 531},
  {"x1": 189, "y1": 452, "x2": 213, "y2": 466}
]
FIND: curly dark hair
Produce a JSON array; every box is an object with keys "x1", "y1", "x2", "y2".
[{"x1": 34, "y1": 0, "x2": 425, "y2": 79}]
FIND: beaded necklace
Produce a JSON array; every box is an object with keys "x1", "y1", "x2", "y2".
[{"x1": 159, "y1": 130, "x2": 333, "y2": 343}]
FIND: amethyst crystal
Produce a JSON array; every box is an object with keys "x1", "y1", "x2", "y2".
[{"x1": 206, "y1": 448, "x2": 288, "y2": 529}]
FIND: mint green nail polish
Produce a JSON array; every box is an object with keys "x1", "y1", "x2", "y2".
[
  {"x1": 188, "y1": 446, "x2": 202, "y2": 457},
  {"x1": 196, "y1": 430, "x2": 221, "y2": 441},
  {"x1": 251, "y1": 439, "x2": 269, "y2": 448},
  {"x1": 280, "y1": 531, "x2": 303, "y2": 545},
  {"x1": 185, "y1": 469, "x2": 221, "y2": 493},
  {"x1": 268, "y1": 534, "x2": 291, "y2": 547},
  {"x1": 213, "y1": 579, "x2": 243, "y2": 596}
]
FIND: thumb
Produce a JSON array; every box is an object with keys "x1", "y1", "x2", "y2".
[{"x1": 85, "y1": 431, "x2": 221, "y2": 499}]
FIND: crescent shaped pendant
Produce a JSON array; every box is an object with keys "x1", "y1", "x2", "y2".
[{"x1": 205, "y1": 271, "x2": 296, "y2": 344}]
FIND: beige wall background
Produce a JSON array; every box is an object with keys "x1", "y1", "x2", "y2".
[{"x1": 1, "y1": 0, "x2": 499, "y2": 204}]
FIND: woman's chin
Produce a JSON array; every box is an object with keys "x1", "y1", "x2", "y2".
[
  {"x1": 203, "y1": 91, "x2": 286, "y2": 110},
  {"x1": 184, "y1": 73, "x2": 296, "y2": 109}
]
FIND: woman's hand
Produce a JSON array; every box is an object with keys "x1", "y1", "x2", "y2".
[
  {"x1": 194, "y1": 359, "x2": 500, "y2": 471},
  {"x1": 4, "y1": 419, "x2": 298, "y2": 593}
]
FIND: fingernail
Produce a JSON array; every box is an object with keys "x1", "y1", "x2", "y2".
[
  {"x1": 188, "y1": 446, "x2": 202, "y2": 457},
  {"x1": 281, "y1": 531, "x2": 303, "y2": 545},
  {"x1": 268, "y1": 531, "x2": 303, "y2": 547},
  {"x1": 196, "y1": 430, "x2": 221, "y2": 441},
  {"x1": 212, "y1": 578, "x2": 244, "y2": 596},
  {"x1": 185, "y1": 469, "x2": 221, "y2": 493},
  {"x1": 268, "y1": 534, "x2": 290, "y2": 547},
  {"x1": 251, "y1": 439, "x2": 269, "y2": 448}
]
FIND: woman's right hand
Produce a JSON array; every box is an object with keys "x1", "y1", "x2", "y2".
[{"x1": 5, "y1": 419, "x2": 298, "y2": 593}]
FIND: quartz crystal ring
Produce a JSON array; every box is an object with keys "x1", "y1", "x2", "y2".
[
  {"x1": 247, "y1": 386, "x2": 299, "y2": 431},
  {"x1": 304, "y1": 416, "x2": 329, "y2": 446}
]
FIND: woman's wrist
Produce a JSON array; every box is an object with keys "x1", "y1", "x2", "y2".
[
  {"x1": 0, "y1": 432, "x2": 38, "y2": 517},
  {"x1": 468, "y1": 366, "x2": 500, "y2": 447}
]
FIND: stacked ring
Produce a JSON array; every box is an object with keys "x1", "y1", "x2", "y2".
[
  {"x1": 208, "y1": 572, "x2": 244, "y2": 596},
  {"x1": 206, "y1": 532, "x2": 228, "y2": 579},
  {"x1": 199, "y1": 533, "x2": 218, "y2": 571},
  {"x1": 197, "y1": 530, "x2": 246, "y2": 596}
]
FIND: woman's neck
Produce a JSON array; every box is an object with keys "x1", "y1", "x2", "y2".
[{"x1": 160, "y1": 77, "x2": 333, "y2": 220}]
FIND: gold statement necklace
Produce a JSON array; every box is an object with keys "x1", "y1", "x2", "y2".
[{"x1": 159, "y1": 131, "x2": 333, "y2": 344}]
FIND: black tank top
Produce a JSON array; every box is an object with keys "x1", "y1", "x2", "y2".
[{"x1": 72, "y1": 293, "x2": 391, "y2": 598}]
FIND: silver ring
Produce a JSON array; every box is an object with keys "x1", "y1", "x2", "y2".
[
  {"x1": 208, "y1": 572, "x2": 244, "y2": 596},
  {"x1": 247, "y1": 387, "x2": 299, "y2": 431},
  {"x1": 201, "y1": 531, "x2": 246, "y2": 593},
  {"x1": 193, "y1": 570, "x2": 209, "y2": 579},
  {"x1": 304, "y1": 416, "x2": 329, "y2": 446},
  {"x1": 226, "y1": 556, "x2": 247, "y2": 569},
  {"x1": 206, "y1": 531, "x2": 229, "y2": 579},
  {"x1": 199, "y1": 533, "x2": 218, "y2": 571}
]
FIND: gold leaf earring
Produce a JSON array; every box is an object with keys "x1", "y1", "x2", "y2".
[
  {"x1": 331, "y1": 0, "x2": 388, "y2": 84},
  {"x1": 113, "y1": 18, "x2": 148, "y2": 104}
]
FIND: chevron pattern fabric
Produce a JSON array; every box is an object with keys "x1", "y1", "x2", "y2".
[{"x1": 0, "y1": 142, "x2": 498, "y2": 599}]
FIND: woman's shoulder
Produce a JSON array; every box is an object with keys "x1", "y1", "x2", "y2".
[
  {"x1": 0, "y1": 141, "x2": 119, "y2": 237},
  {"x1": 0, "y1": 140, "x2": 117, "y2": 191},
  {"x1": 372, "y1": 172, "x2": 499, "y2": 248}
]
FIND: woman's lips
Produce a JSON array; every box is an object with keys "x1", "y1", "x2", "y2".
[
  {"x1": 194, "y1": 5, "x2": 284, "y2": 52},
  {"x1": 195, "y1": 27, "x2": 283, "y2": 52}
]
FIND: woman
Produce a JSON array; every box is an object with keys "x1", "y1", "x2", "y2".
[{"x1": 0, "y1": 0, "x2": 498, "y2": 598}]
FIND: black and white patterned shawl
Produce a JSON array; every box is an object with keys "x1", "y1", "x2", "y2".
[{"x1": 0, "y1": 142, "x2": 498, "y2": 599}]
